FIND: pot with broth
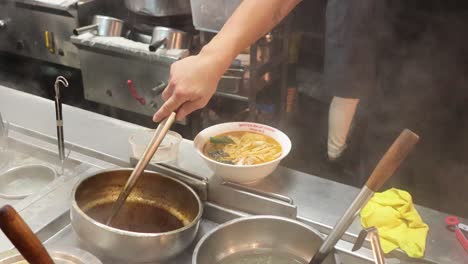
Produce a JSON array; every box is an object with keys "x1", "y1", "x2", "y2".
[
  {"x1": 203, "y1": 131, "x2": 282, "y2": 165},
  {"x1": 193, "y1": 216, "x2": 338, "y2": 264}
]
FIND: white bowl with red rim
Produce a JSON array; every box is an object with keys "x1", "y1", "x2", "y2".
[{"x1": 193, "y1": 122, "x2": 291, "y2": 184}]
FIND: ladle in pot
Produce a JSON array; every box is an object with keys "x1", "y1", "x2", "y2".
[
  {"x1": 0, "y1": 205, "x2": 55, "y2": 264},
  {"x1": 106, "y1": 112, "x2": 177, "y2": 226},
  {"x1": 309, "y1": 129, "x2": 420, "y2": 264}
]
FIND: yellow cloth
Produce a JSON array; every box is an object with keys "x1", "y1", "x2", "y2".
[{"x1": 360, "y1": 188, "x2": 429, "y2": 258}]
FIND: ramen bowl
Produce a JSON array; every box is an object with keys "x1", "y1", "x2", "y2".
[{"x1": 193, "y1": 122, "x2": 291, "y2": 184}]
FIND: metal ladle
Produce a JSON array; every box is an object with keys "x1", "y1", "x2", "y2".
[
  {"x1": 309, "y1": 129, "x2": 420, "y2": 264},
  {"x1": 106, "y1": 112, "x2": 177, "y2": 226}
]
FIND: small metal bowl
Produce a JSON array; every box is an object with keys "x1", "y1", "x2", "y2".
[
  {"x1": 0, "y1": 164, "x2": 56, "y2": 199},
  {"x1": 0, "y1": 247, "x2": 102, "y2": 264}
]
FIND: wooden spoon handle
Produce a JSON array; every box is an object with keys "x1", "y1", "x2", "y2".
[
  {"x1": 0, "y1": 205, "x2": 54, "y2": 264},
  {"x1": 365, "y1": 129, "x2": 420, "y2": 192}
]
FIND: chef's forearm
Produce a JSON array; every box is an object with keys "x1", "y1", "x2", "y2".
[{"x1": 199, "y1": 0, "x2": 300, "y2": 76}]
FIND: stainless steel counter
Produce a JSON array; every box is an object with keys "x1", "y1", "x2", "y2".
[{"x1": 0, "y1": 85, "x2": 466, "y2": 263}]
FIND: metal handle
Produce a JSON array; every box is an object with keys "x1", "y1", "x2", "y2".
[
  {"x1": 152, "y1": 81, "x2": 167, "y2": 94},
  {"x1": 54, "y1": 76, "x2": 69, "y2": 164},
  {"x1": 149, "y1": 38, "x2": 166, "y2": 52},
  {"x1": 369, "y1": 230, "x2": 386, "y2": 264},
  {"x1": 352, "y1": 227, "x2": 386, "y2": 264},
  {"x1": 127, "y1": 80, "x2": 146, "y2": 105},
  {"x1": 106, "y1": 112, "x2": 177, "y2": 226},
  {"x1": 73, "y1": 24, "x2": 98, "y2": 36}
]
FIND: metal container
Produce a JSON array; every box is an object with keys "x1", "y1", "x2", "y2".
[
  {"x1": 149, "y1": 26, "x2": 191, "y2": 51},
  {"x1": 0, "y1": 247, "x2": 102, "y2": 264},
  {"x1": 73, "y1": 15, "x2": 124, "y2": 36},
  {"x1": 125, "y1": 0, "x2": 192, "y2": 17},
  {"x1": 192, "y1": 216, "x2": 338, "y2": 264},
  {"x1": 190, "y1": 0, "x2": 241, "y2": 32},
  {"x1": 70, "y1": 169, "x2": 203, "y2": 262}
]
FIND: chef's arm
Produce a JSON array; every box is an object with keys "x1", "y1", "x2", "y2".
[
  {"x1": 153, "y1": 0, "x2": 301, "y2": 121},
  {"x1": 201, "y1": 0, "x2": 300, "y2": 73}
]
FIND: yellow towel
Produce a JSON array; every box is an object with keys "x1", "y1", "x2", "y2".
[{"x1": 360, "y1": 188, "x2": 429, "y2": 258}]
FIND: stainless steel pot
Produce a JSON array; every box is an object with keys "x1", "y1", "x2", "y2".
[
  {"x1": 70, "y1": 169, "x2": 203, "y2": 263},
  {"x1": 125, "y1": 0, "x2": 192, "y2": 17},
  {"x1": 73, "y1": 15, "x2": 124, "y2": 37},
  {"x1": 148, "y1": 26, "x2": 191, "y2": 52},
  {"x1": 0, "y1": 247, "x2": 103, "y2": 264},
  {"x1": 192, "y1": 216, "x2": 338, "y2": 264}
]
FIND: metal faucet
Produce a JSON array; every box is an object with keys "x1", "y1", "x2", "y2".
[
  {"x1": 352, "y1": 227, "x2": 386, "y2": 264},
  {"x1": 54, "y1": 76, "x2": 69, "y2": 170}
]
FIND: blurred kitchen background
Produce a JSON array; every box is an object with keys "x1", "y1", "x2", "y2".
[{"x1": 1, "y1": 0, "x2": 468, "y2": 218}]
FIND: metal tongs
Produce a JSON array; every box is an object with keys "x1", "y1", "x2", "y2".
[
  {"x1": 352, "y1": 227, "x2": 386, "y2": 264},
  {"x1": 106, "y1": 112, "x2": 177, "y2": 226}
]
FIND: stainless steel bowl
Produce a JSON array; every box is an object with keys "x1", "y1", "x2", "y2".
[
  {"x1": 0, "y1": 247, "x2": 102, "y2": 264},
  {"x1": 93, "y1": 15, "x2": 124, "y2": 37},
  {"x1": 70, "y1": 169, "x2": 203, "y2": 263},
  {"x1": 149, "y1": 26, "x2": 191, "y2": 51},
  {"x1": 193, "y1": 216, "x2": 338, "y2": 264},
  {"x1": 73, "y1": 15, "x2": 124, "y2": 37}
]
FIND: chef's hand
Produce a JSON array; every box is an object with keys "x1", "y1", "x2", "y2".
[
  {"x1": 153, "y1": 0, "x2": 300, "y2": 122},
  {"x1": 153, "y1": 51, "x2": 228, "y2": 122}
]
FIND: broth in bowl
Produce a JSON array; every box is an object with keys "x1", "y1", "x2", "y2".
[{"x1": 203, "y1": 131, "x2": 282, "y2": 165}]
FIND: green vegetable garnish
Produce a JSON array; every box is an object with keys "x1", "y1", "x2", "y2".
[{"x1": 210, "y1": 136, "x2": 234, "y2": 144}]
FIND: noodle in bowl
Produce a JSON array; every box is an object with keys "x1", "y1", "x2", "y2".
[{"x1": 193, "y1": 122, "x2": 291, "y2": 184}]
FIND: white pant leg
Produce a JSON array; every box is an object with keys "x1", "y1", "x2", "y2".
[{"x1": 328, "y1": 96, "x2": 360, "y2": 160}]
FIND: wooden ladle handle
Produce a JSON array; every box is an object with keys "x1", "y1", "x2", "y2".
[
  {"x1": 0, "y1": 205, "x2": 54, "y2": 264},
  {"x1": 365, "y1": 129, "x2": 420, "y2": 192}
]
